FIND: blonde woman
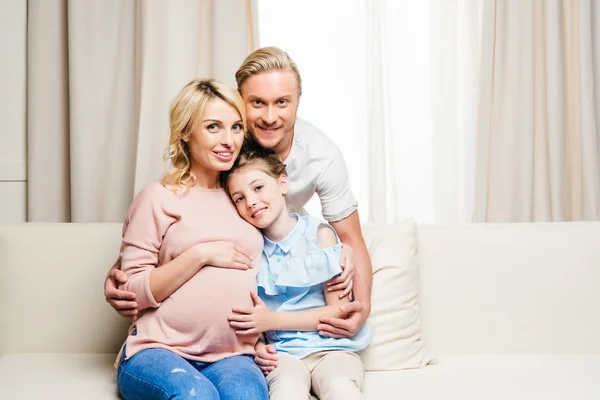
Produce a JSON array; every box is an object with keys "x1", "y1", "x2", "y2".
[{"x1": 115, "y1": 79, "x2": 268, "y2": 400}]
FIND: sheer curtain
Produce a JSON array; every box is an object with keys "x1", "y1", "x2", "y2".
[
  {"x1": 258, "y1": 0, "x2": 479, "y2": 224},
  {"x1": 257, "y1": 0, "x2": 370, "y2": 220},
  {"x1": 27, "y1": 0, "x2": 253, "y2": 222}
]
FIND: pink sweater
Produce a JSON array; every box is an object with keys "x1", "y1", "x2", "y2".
[{"x1": 116, "y1": 181, "x2": 263, "y2": 365}]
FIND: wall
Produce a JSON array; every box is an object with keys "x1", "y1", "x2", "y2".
[{"x1": 0, "y1": 0, "x2": 27, "y2": 223}]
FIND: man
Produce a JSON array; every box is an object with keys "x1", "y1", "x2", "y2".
[{"x1": 105, "y1": 47, "x2": 372, "y2": 338}]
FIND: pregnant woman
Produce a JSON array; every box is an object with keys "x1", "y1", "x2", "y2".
[{"x1": 115, "y1": 79, "x2": 268, "y2": 400}]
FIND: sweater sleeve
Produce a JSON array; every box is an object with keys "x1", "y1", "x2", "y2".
[{"x1": 119, "y1": 183, "x2": 175, "y2": 310}]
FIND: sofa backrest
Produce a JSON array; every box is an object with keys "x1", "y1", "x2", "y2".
[
  {"x1": 0, "y1": 223, "x2": 129, "y2": 354},
  {"x1": 412, "y1": 222, "x2": 600, "y2": 355},
  {"x1": 1, "y1": 221, "x2": 599, "y2": 356}
]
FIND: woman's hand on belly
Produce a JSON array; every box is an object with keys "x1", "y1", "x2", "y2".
[{"x1": 194, "y1": 241, "x2": 254, "y2": 270}]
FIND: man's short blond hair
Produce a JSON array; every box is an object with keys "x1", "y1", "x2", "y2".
[{"x1": 235, "y1": 46, "x2": 302, "y2": 97}]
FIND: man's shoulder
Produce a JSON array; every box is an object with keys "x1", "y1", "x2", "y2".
[{"x1": 294, "y1": 118, "x2": 341, "y2": 154}]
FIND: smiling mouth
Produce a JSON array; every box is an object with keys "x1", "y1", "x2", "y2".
[
  {"x1": 257, "y1": 126, "x2": 281, "y2": 134},
  {"x1": 214, "y1": 151, "x2": 233, "y2": 160},
  {"x1": 251, "y1": 207, "x2": 267, "y2": 218}
]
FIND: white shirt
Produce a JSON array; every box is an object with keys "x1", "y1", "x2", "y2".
[{"x1": 284, "y1": 118, "x2": 358, "y2": 222}]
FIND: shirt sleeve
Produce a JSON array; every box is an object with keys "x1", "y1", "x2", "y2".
[
  {"x1": 316, "y1": 149, "x2": 358, "y2": 222},
  {"x1": 119, "y1": 185, "x2": 175, "y2": 310}
]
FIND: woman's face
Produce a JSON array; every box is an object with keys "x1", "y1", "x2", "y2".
[
  {"x1": 183, "y1": 98, "x2": 245, "y2": 180},
  {"x1": 227, "y1": 167, "x2": 288, "y2": 229}
]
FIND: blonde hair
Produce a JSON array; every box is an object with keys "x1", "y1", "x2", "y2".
[
  {"x1": 162, "y1": 79, "x2": 247, "y2": 191},
  {"x1": 222, "y1": 141, "x2": 287, "y2": 195},
  {"x1": 235, "y1": 46, "x2": 302, "y2": 97}
]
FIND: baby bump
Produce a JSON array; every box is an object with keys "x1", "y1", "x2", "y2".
[{"x1": 157, "y1": 267, "x2": 258, "y2": 342}]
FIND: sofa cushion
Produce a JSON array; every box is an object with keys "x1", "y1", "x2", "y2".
[
  {"x1": 364, "y1": 355, "x2": 600, "y2": 399},
  {"x1": 2, "y1": 354, "x2": 599, "y2": 399},
  {"x1": 0, "y1": 353, "x2": 119, "y2": 399},
  {"x1": 360, "y1": 219, "x2": 434, "y2": 370}
]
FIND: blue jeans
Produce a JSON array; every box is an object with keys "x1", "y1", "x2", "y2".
[{"x1": 117, "y1": 347, "x2": 268, "y2": 400}]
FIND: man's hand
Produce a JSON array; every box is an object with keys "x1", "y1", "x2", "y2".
[
  {"x1": 316, "y1": 300, "x2": 369, "y2": 338},
  {"x1": 229, "y1": 292, "x2": 274, "y2": 336},
  {"x1": 254, "y1": 343, "x2": 278, "y2": 376},
  {"x1": 326, "y1": 243, "x2": 355, "y2": 299},
  {"x1": 104, "y1": 266, "x2": 138, "y2": 319}
]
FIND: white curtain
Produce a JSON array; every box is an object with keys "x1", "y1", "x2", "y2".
[
  {"x1": 27, "y1": 0, "x2": 254, "y2": 222},
  {"x1": 473, "y1": 0, "x2": 600, "y2": 222},
  {"x1": 257, "y1": 0, "x2": 599, "y2": 224},
  {"x1": 257, "y1": 0, "x2": 455, "y2": 224},
  {"x1": 366, "y1": 0, "x2": 481, "y2": 224},
  {"x1": 367, "y1": 0, "x2": 599, "y2": 224}
]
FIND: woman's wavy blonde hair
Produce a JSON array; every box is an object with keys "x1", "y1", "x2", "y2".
[{"x1": 162, "y1": 79, "x2": 247, "y2": 191}]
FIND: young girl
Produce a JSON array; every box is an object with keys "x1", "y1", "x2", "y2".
[{"x1": 224, "y1": 146, "x2": 373, "y2": 400}]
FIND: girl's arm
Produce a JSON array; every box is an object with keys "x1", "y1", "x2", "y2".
[
  {"x1": 229, "y1": 226, "x2": 351, "y2": 334},
  {"x1": 266, "y1": 291, "x2": 349, "y2": 331},
  {"x1": 267, "y1": 226, "x2": 350, "y2": 331}
]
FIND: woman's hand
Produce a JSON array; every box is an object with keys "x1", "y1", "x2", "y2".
[
  {"x1": 326, "y1": 243, "x2": 355, "y2": 298},
  {"x1": 254, "y1": 343, "x2": 278, "y2": 376},
  {"x1": 195, "y1": 241, "x2": 253, "y2": 270},
  {"x1": 229, "y1": 292, "x2": 274, "y2": 335}
]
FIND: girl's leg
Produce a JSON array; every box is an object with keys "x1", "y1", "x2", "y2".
[
  {"x1": 265, "y1": 352, "x2": 312, "y2": 400},
  {"x1": 309, "y1": 351, "x2": 365, "y2": 400},
  {"x1": 117, "y1": 348, "x2": 219, "y2": 400},
  {"x1": 200, "y1": 354, "x2": 269, "y2": 400}
]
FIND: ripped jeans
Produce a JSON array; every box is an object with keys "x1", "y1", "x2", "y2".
[{"x1": 117, "y1": 347, "x2": 268, "y2": 400}]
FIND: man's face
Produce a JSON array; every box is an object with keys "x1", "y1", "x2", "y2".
[{"x1": 240, "y1": 70, "x2": 299, "y2": 154}]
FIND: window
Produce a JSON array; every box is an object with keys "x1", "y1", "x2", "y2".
[
  {"x1": 257, "y1": 0, "x2": 369, "y2": 219},
  {"x1": 257, "y1": 1, "x2": 436, "y2": 223}
]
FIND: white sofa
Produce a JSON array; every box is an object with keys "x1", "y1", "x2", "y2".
[{"x1": 1, "y1": 221, "x2": 599, "y2": 399}]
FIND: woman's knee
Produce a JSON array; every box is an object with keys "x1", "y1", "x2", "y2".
[
  {"x1": 170, "y1": 382, "x2": 219, "y2": 400},
  {"x1": 202, "y1": 355, "x2": 268, "y2": 399},
  {"x1": 117, "y1": 349, "x2": 220, "y2": 400},
  {"x1": 119, "y1": 368, "x2": 220, "y2": 400}
]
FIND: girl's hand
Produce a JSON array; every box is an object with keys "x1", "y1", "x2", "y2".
[
  {"x1": 326, "y1": 243, "x2": 355, "y2": 298},
  {"x1": 229, "y1": 292, "x2": 274, "y2": 335},
  {"x1": 195, "y1": 241, "x2": 253, "y2": 270},
  {"x1": 254, "y1": 344, "x2": 278, "y2": 376}
]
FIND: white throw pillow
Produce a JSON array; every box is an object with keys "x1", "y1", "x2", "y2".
[{"x1": 359, "y1": 219, "x2": 436, "y2": 370}]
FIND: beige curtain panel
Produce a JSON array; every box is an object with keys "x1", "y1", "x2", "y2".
[
  {"x1": 474, "y1": 0, "x2": 600, "y2": 222},
  {"x1": 27, "y1": 0, "x2": 255, "y2": 222}
]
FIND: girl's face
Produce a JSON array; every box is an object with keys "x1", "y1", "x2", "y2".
[
  {"x1": 183, "y1": 98, "x2": 245, "y2": 182},
  {"x1": 227, "y1": 166, "x2": 288, "y2": 229}
]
